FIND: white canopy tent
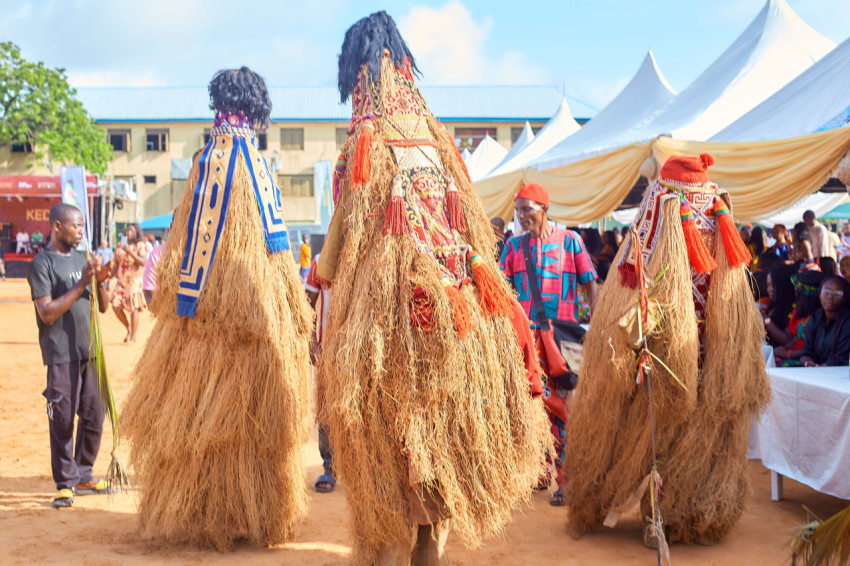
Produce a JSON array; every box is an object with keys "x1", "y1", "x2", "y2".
[
  {"x1": 499, "y1": 121, "x2": 535, "y2": 166},
  {"x1": 464, "y1": 135, "x2": 508, "y2": 182},
  {"x1": 532, "y1": 51, "x2": 677, "y2": 170},
  {"x1": 460, "y1": 148, "x2": 471, "y2": 162},
  {"x1": 667, "y1": 0, "x2": 834, "y2": 141},
  {"x1": 527, "y1": 0, "x2": 834, "y2": 173},
  {"x1": 713, "y1": 35, "x2": 850, "y2": 141},
  {"x1": 484, "y1": 98, "x2": 580, "y2": 178},
  {"x1": 755, "y1": 193, "x2": 849, "y2": 228}
]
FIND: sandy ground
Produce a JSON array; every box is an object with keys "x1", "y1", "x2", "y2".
[{"x1": 0, "y1": 277, "x2": 846, "y2": 565}]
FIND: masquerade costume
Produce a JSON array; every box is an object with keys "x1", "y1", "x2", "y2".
[
  {"x1": 317, "y1": 11, "x2": 549, "y2": 564},
  {"x1": 565, "y1": 153, "x2": 770, "y2": 545},
  {"x1": 122, "y1": 79, "x2": 313, "y2": 550}
]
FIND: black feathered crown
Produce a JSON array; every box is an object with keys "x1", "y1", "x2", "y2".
[{"x1": 338, "y1": 11, "x2": 421, "y2": 103}]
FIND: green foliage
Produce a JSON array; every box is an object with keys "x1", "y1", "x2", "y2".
[{"x1": 0, "y1": 41, "x2": 112, "y2": 174}]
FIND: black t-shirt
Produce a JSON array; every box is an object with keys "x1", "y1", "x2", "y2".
[{"x1": 27, "y1": 248, "x2": 91, "y2": 365}]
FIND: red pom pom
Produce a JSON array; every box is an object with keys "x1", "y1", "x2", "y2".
[{"x1": 700, "y1": 153, "x2": 715, "y2": 168}]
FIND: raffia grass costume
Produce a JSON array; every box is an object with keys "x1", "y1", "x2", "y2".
[
  {"x1": 565, "y1": 173, "x2": 770, "y2": 544},
  {"x1": 317, "y1": 53, "x2": 550, "y2": 563},
  {"x1": 122, "y1": 125, "x2": 313, "y2": 550}
]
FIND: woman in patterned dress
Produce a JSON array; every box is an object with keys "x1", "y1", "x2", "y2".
[{"x1": 111, "y1": 223, "x2": 148, "y2": 343}]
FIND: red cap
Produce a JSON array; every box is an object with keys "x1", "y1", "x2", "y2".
[
  {"x1": 515, "y1": 183, "x2": 549, "y2": 208},
  {"x1": 660, "y1": 153, "x2": 715, "y2": 185}
]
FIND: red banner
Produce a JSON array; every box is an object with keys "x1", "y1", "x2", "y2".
[{"x1": 0, "y1": 175, "x2": 98, "y2": 197}]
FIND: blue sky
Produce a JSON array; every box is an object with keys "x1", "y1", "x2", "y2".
[{"x1": 2, "y1": 0, "x2": 848, "y2": 109}]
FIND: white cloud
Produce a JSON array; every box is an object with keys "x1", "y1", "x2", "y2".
[{"x1": 399, "y1": 2, "x2": 548, "y2": 84}]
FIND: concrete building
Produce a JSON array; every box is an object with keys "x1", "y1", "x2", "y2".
[{"x1": 0, "y1": 86, "x2": 596, "y2": 225}]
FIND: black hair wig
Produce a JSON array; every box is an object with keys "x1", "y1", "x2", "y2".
[
  {"x1": 208, "y1": 67, "x2": 272, "y2": 129},
  {"x1": 338, "y1": 11, "x2": 420, "y2": 103}
]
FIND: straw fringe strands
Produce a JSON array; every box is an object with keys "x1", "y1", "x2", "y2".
[
  {"x1": 122, "y1": 154, "x2": 313, "y2": 551},
  {"x1": 652, "y1": 209, "x2": 770, "y2": 544},
  {"x1": 565, "y1": 185, "x2": 769, "y2": 546},
  {"x1": 566, "y1": 195, "x2": 698, "y2": 538},
  {"x1": 318, "y1": 57, "x2": 549, "y2": 564}
]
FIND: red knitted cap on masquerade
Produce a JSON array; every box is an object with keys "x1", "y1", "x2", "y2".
[
  {"x1": 515, "y1": 183, "x2": 549, "y2": 208},
  {"x1": 660, "y1": 153, "x2": 715, "y2": 185}
]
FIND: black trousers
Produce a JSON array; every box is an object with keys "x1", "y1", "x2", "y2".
[{"x1": 43, "y1": 361, "x2": 104, "y2": 490}]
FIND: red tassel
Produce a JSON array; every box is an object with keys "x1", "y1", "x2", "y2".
[
  {"x1": 351, "y1": 119, "x2": 374, "y2": 189},
  {"x1": 382, "y1": 194, "x2": 408, "y2": 235},
  {"x1": 447, "y1": 189, "x2": 466, "y2": 234},
  {"x1": 618, "y1": 263, "x2": 637, "y2": 288},
  {"x1": 714, "y1": 197, "x2": 752, "y2": 267},
  {"x1": 444, "y1": 282, "x2": 470, "y2": 338},
  {"x1": 680, "y1": 198, "x2": 717, "y2": 274},
  {"x1": 468, "y1": 251, "x2": 511, "y2": 316}
]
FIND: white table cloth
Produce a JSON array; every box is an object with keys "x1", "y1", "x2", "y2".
[{"x1": 758, "y1": 366, "x2": 850, "y2": 500}]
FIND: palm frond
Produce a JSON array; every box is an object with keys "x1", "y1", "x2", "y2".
[
  {"x1": 791, "y1": 505, "x2": 850, "y2": 566},
  {"x1": 89, "y1": 276, "x2": 130, "y2": 492}
]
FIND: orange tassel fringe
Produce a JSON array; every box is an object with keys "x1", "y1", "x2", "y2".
[
  {"x1": 443, "y1": 281, "x2": 470, "y2": 337},
  {"x1": 680, "y1": 198, "x2": 717, "y2": 274},
  {"x1": 468, "y1": 251, "x2": 511, "y2": 316},
  {"x1": 714, "y1": 197, "x2": 751, "y2": 267},
  {"x1": 351, "y1": 118, "x2": 374, "y2": 189},
  {"x1": 447, "y1": 189, "x2": 466, "y2": 234},
  {"x1": 382, "y1": 194, "x2": 408, "y2": 236}
]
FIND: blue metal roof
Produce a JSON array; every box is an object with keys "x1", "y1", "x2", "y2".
[{"x1": 75, "y1": 86, "x2": 598, "y2": 123}]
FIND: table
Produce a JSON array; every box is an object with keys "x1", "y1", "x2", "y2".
[{"x1": 758, "y1": 366, "x2": 850, "y2": 500}]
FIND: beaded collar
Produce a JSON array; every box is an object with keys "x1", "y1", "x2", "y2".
[{"x1": 211, "y1": 111, "x2": 254, "y2": 138}]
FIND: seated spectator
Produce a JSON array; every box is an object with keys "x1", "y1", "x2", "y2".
[
  {"x1": 761, "y1": 264, "x2": 796, "y2": 347},
  {"x1": 581, "y1": 228, "x2": 603, "y2": 261},
  {"x1": 748, "y1": 226, "x2": 767, "y2": 270},
  {"x1": 840, "y1": 255, "x2": 850, "y2": 280},
  {"x1": 792, "y1": 222, "x2": 817, "y2": 272},
  {"x1": 16, "y1": 230, "x2": 30, "y2": 254},
  {"x1": 597, "y1": 230, "x2": 619, "y2": 264},
  {"x1": 820, "y1": 256, "x2": 838, "y2": 278},
  {"x1": 798, "y1": 275, "x2": 850, "y2": 367},
  {"x1": 31, "y1": 229, "x2": 45, "y2": 252},
  {"x1": 775, "y1": 270, "x2": 824, "y2": 366},
  {"x1": 766, "y1": 224, "x2": 790, "y2": 261}
]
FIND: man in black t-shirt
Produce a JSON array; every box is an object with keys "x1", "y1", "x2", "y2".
[{"x1": 27, "y1": 203, "x2": 113, "y2": 508}]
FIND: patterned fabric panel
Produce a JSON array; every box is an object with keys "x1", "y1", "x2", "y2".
[{"x1": 500, "y1": 228, "x2": 597, "y2": 326}]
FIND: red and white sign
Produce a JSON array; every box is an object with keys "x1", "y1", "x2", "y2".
[{"x1": 0, "y1": 175, "x2": 98, "y2": 197}]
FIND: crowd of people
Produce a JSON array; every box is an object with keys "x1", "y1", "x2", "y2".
[{"x1": 745, "y1": 210, "x2": 850, "y2": 368}]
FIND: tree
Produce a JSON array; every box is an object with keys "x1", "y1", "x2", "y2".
[{"x1": 0, "y1": 41, "x2": 113, "y2": 174}]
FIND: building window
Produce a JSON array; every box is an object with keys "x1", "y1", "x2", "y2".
[
  {"x1": 11, "y1": 141, "x2": 34, "y2": 153},
  {"x1": 143, "y1": 175, "x2": 157, "y2": 184},
  {"x1": 336, "y1": 127, "x2": 349, "y2": 150},
  {"x1": 278, "y1": 174, "x2": 314, "y2": 198},
  {"x1": 510, "y1": 126, "x2": 543, "y2": 144},
  {"x1": 454, "y1": 128, "x2": 496, "y2": 151},
  {"x1": 203, "y1": 129, "x2": 211, "y2": 145},
  {"x1": 257, "y1": 132, "x2": 268, "y2": 151},
  {"x1": 280, "y1": 128, "x2": 304, "y2": 151},
  {"x1": 107, "y1": 129, "x2": 131, "y2": 152},
  {"x1": 146, "y1": 129, "x2": 169, "y2": 151}
]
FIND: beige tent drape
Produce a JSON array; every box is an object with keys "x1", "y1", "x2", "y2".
[
  {"x1": 653, "y1": 127, "x2": 850, "y2": 222},
  {"x1": 474, "y1": 127, "x2": 850, "y2": 224},
  {"x1": 474, "y1": 142, "x2": 652, "y2": 225}
]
